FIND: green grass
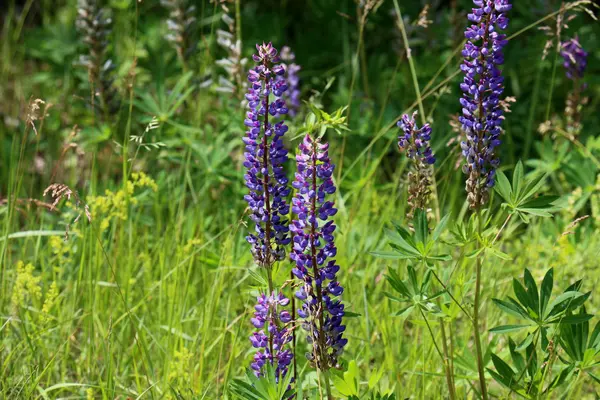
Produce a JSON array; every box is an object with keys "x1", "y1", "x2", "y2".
[{"x1": 1, "y1": 0, "x2": 600, "y2": 399}]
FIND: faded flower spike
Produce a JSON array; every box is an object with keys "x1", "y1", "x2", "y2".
[
  {"x1": 560, "y1": 37, "x2": 587, "y2": 81},
  {"x1": 243, "y1": 43, "x2": 291, "y2": 267},
  {"x1": 249, "y1": 292, "x2": 293, "y2": 379},
  {"x1": 76, "y1": 0, "x2": 119, "y2": 117},
  {"x1": 560, "y1": 37, "x2": 588, "y2": 134},
  {"x1": 459, "y1": 0, "x2": 511, "y2": 209},
  {"x1": 280, "y1": 46, "x2": 301, "y2": 117},
  {"x1": 398, "y1": 112, "x2": 436, "y2": 218},
  {"x1": 290, "y1": 135, "x2": 347, "y2": 371}
]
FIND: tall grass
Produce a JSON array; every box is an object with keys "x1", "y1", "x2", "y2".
[{"x1": 1, "y1": 0, "x2": 599, "y2": 399}]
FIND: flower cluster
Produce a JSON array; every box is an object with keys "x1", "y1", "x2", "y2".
[
  {"x1": 280, "y1": 46, "x2": 301, "y2": 116},
  {"x1": 560, "y1": 37, "x2": 588, "y2": 134},
  {"x1": 160, "y1": 0, "x2": 198, "y2": 63},
  {"x1": 249, "y1": 292, "x2": 293, "y2": 379},
  {"x1": 459, "y1": 0, "x2": 511, "y2": 208},
  {"x1": 290, "y1": 135, "x2": 347, "y2": 370},
  {"x1": 76, "y1": 0, "x2": 120, "y2": 117},
  {"x1": 398, "y1": 112, "x2": 435, "y2": 165},
  {"x1": 243, "y1": 43, "x2": 291, "y2": 266},
  {"x1": 560, "y1": 37, "x2": 587, "y2": 81},
  {"x1": 397, "y1": 112, "x2": 436, "y2": 218}
]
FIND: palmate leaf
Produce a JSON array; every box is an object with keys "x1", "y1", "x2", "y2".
[
  {"x1": 495, "y1": 161, "x2": 561, "y2": 222},
  {"x1": 230, "y1": 365, "x2": 294, "y2": 400},
  {"x1": 376, "y1": 213, "x2": 452, "y2": 264}
]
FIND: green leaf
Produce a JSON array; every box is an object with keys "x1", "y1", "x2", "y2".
[
  {"x1": 431, "y1": 213, "x2": 451, "y2": 242},
  {"x1": 489, "y1": 324, "x2": 531, "y2": 334},
  {"x1": 487, "y1": 246, "x2": 512, "y2": 261},
  {"x1": 512, "y1": 161, "x2": 525, "y2": 202},
  {"x1": 539, "y1": 269, "x2": 554, "y2": 318},
  {"x1": 413, "y1": 209, "x2": 429, "y2": 245},
  {"x1": 370, "y1": 251, "x2": 409, "y2": 260},
  {"x1": 545, "y1": 291, "x2": 585, "y2": 318},
  {"x1": 494, "y1": 170, "x2": 512, "y2": 202},
  {"x1": 385, "y1": 229, "x2": 420, "y2": 256},
  {"x1": 492, "y1": 298, "x2": 530, "y2": 320},
  {"x1": 549, "y1": 313, "x2": 593, "y2": 325},
  {"x1": 523, "y1": 269, "x2": 540, "y2": 314}
]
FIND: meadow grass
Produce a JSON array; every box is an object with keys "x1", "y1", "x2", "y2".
[{"x1": 1, "y1": 0, "x2": 599, "y2": 399}]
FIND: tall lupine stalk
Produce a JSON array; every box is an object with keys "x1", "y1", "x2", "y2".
[
  {"x1": 160, "y1": 0, "x2": 198, "y2": 69},
  {"x1": 76, "y1": 0, "x2": 119, "y2": 119},
  {"x1": 280, "y1": 47, "x2": 301, "y2": 117},
  {"x1": 291, "y1": 135, "x2": 347, "y2": 399},
  {"x1": 560, "y1": 37, "x2": 588, "y2": 134},
  {"x1": 397, "y1": 114, "x2": 457, "y2": 399},
  {"x1": 397, "y1": 112, "x2": 436, "y2": 219},
  {"x1": 243, "y1": 43, "x2": 293, "y2": 379},
  {"x1": 459, "y1": 1, "x2": 511, "y2": 399},
  {"x1": 215, "y1": 1, "x2": 248, "y2": 100}
]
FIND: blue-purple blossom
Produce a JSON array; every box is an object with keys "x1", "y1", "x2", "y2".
[
  {"x1": 249, "y1": 292, "x2": 294, "y2": 379},
  {"x1": 243, "y1": 43, "x2": 291, "y2": 266},
  {"x1": 459, "y1": 0, "x2": 511, "y2": 208},
  {"x1": 398, "y1": 112, "x2": 435, "y2": 165},
  {"x1": 290, "y1": 135, "x2": 347, "y2": 370},
  {"x1": 280, "y1": 46, "x2": 301, "y2": 117},
  {"x1": 397, "y1": 112, "x2": 436, "y2": 218},
  {"x1": 560, "y1": 37, "x2": 587, "y2": 81}
]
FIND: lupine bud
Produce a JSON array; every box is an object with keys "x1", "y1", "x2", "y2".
[
  {"x1": 397, "y1": 112, "x2": 436, "y2": 218},
  {"x1": 459, "y1": 0, "x2": 511, "y2": 209},
  {"x1": 243, "y1": 43, "x2": 291, "y2": 267},
  {"x1": 290, "y1": 135, "x2": 347, "y2": 371}
]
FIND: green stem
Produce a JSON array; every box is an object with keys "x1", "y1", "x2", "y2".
[
  {"x1": 473, "y1": 211, "x2": 488, "y2": 400},
  {"x1": 322, "y1": 369, "x2": 333, "y2": 400}
]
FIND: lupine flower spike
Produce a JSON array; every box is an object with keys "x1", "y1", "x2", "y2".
[
  {"x1": 397, "y1": 112, "x2": 436, "y2": 219},
  {"x1": 249, "y1": 292, "x2": 294, "y2": 379},
  {"x1": 76, "y1": 0, "x2": 120, "y2": 117},
  {"x1": 243, "y1": 43, "x2": 291, "y2": 267},
  {"x1": 459, "y1": 0, "x2": 512, "y2": 209},
  {"x1": 280, "y1": 47, "x2": 301, "y2": 117},
  {"x1": 243, "y1": 43, "x2": 293, "y2": 379},
  {"x1": 291, "y1": 135, "x2": 347, "y2": 371},
  {"x1": 560, "y1": 37, "x2": 588, "y2": 134}
]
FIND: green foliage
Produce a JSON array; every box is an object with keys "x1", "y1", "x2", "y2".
[
  {"x1": 495, "y1": 161, "x2": 562, "y2": 222},
  {"x1": 372, "y1": 210, "x2": 451, "y2": 264},
  {"x1": 230, "y1": 366, "x2": 294, "y2": 400}
]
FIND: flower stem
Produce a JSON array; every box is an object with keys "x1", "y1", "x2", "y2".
[
  {"x1": 473, "y1": 210, "x2": 488, "y2": 400},
  {"x1": 322, "y1": 369, "x2": 333, "y2": 400}
]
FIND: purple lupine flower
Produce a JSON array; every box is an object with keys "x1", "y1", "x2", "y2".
[
  {"x1": 459, "y1": 0, "x2": 511, "y2": 208},
  {"x1": 560, "y1": 37, "x2": 588, "y2": 134},
  {"x1": 249, "y1": 291, "x2": 294, "y2": 379},
  {"x1": 243, "y1": 43, "x2": 291, "y2": 266},
  {"x1": 398, "y1": 112, "x2": 435, "y2": 165},
  {"x1": 560, "y1": 37, "x2": 587, "y2": 80},
  {"x1": 280, "y1": 46, "x2": 301, "y2": 117},
  {"x1": 290, "y1": 135, "x2": 347, "y2": 370},
  {"x1": 397, "y1": 112, "x2": 436, "y2": 218}
]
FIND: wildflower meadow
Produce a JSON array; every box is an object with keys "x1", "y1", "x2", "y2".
[{"x1": 2, "y1": 0, "x2": 600, "y2": 399}]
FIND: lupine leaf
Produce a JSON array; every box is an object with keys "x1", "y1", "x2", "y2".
[
  {"x1": 494, "y1": 170, "x2": 512, "y2": 202},
  {"x1": 431, "y1": 213, "x2": 451, "y2": 242},
  {"x1": 512, "y1": 161, "x2": 524, "y2": 202},
  {"x1": 539, "y1": 268, "x2": 553, "y2": 317},
  {"x1": 492, "y1": 298, "x2": 530, "y2": 320},
  {"x1": 489, "y1": 324, "x2": 530, "y2": 334}
]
